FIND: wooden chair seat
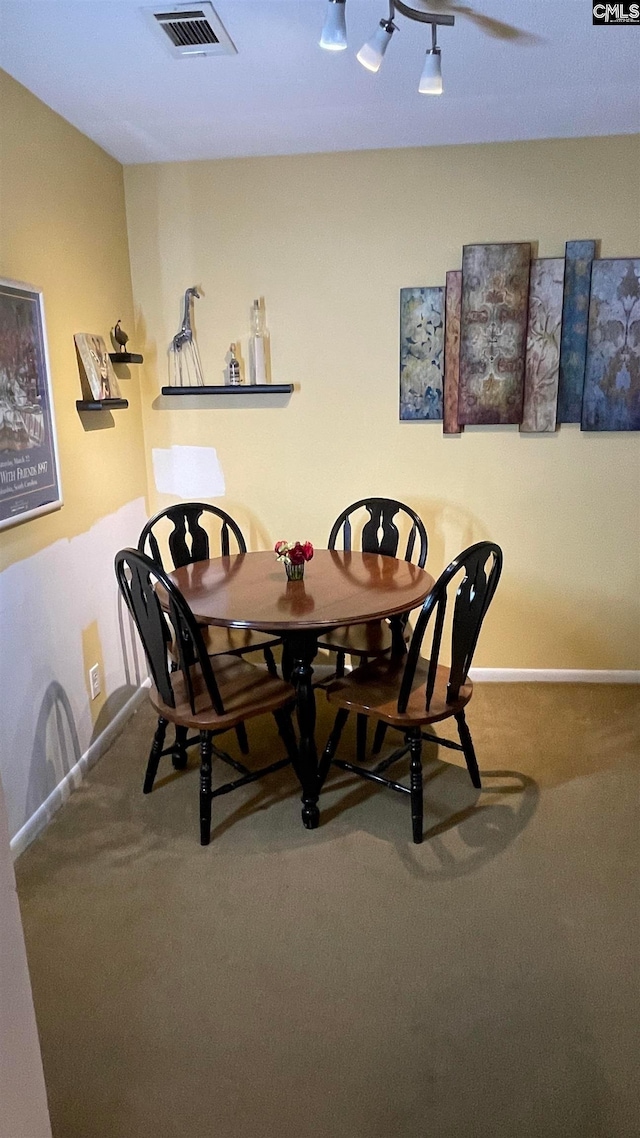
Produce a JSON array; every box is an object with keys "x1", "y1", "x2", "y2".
[
  {"x1": 326, "y1": 656, "x2": 472, "y2": 727},
  {"x1": 205, "y1": 625, "x2": 280, "y2": 654},
  {"x1": 317, "y1": 620, "x2": 394, "y2": 658},
  {"x1": 149, "y1": 653, "x2": 295, "y2": 732},
  {"x1": 169, "y1": 624, "x2": 280, "y2": 662}
]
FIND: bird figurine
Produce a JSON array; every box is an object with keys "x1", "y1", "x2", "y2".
[{"x1": 111, "y1": 320, "x2": 129, "y2": 355}]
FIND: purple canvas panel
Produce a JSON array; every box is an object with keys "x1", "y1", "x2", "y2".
[
  {"x1": 521, "y1": 258, "x2": 564, "y2": 433},
  {"x1": 444, "y1": 270, "x2": 462, "y2": 435},
  {"x1": 458, "y1": 243, "x2": 531, "y2": 425},
  {"x1": 581, "y1": 258, "x2": 640, "y2": 431}
]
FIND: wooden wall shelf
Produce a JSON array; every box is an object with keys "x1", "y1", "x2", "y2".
[
  {"x1": 109, "y1": 352, "x2": 143, "y2": 364},
  {"x1": 161, "y1": 385, "x2": 293, "y2": 396},
  {"x1": 76, "y1": 399, "x2": 129, "y2": 411}
]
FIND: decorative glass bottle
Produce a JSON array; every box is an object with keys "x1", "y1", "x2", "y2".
[
  {"x1": 248, "y1": 299, "x2": 268, "y2": 385},
  {"x1": 228, "y1": 343, "x2": 241, "y2": 385}
]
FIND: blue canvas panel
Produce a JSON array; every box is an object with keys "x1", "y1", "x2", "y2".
[
  {"x1": 581, "y1": 258, "x2": 640, "y2": 432},
  {"x1": 556, "y1": 240, "x2": 596, "y2": 422},
  {"x1": 399, "y1": 287, "x2": 444, "y2": 421}
]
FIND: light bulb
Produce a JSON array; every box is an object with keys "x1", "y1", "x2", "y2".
[
  {"x1": 356, "y1": 19, "x2": 395, "y2": 73},
  {"x1": 419, "y1": 48, "x2": 443, "y2": 95},
  {"x1": 320, "y1": 0, "x2": 347, "y2": 51}
]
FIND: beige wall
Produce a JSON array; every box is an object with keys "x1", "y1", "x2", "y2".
[
  {"x1": 0, "y1": 71, "x2": 148, "y2": 840},
  {"x1": 0, "y1": 71, "x2": 148, "y2": 570},
  {"x1": 125, "y1": 136, "x2": 640, "y2": 671}
]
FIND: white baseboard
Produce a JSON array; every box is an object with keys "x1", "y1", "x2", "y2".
[
  {"x1": 317, "y1": 662, "x2": 639, "y2": 684},
  {"x1": 10, "y1": 680, "x2": 151, "y2": 860},
  {"x1": 469, "y1": 668, "x2": 640, "y2": 683}
]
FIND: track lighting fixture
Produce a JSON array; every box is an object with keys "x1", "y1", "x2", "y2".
[
  {"x1": 356, "y1": 18, "x2": 396, "y2": 73},
  {"x1": 418, "y1": 22, "x2": 443, "y2": 94},
  {"x1": 319, "y1": 0, "x2": 348, "y2": 51},
  {"x1": 320, "y1": 0, "x2": 454, "y2": 95}
]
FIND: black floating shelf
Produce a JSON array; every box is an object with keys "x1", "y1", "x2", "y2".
[
  {"x1": 161, "y1": 384, "x2": 293, "y2": 396},
  {"x1": 76, "y1": 399, "x2": 129, "y2": 411},
  {"x1": 109, "y1": 352, "x2": 143, "y2": 364}
]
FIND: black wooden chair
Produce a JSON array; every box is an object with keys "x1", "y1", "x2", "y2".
[
  {"x1": 139, "y1": 503, "x2": 282, "y2": 762},
  {"x1": 139, "y1": 503, "x2": 281, "y2": 670},
  {"x1": 317, "y1": 497, "x2": 429, "y2": 761},
  {"x1": 115, "y1": 549, "x2": 299, "y2": 845},
  {"x1": 318, "y1": 542, "x2": 502, "y2": 843}
]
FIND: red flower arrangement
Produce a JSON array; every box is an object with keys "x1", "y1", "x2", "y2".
[{"x1": 274, "y1": 540, "x2": 314, "y2": 566}]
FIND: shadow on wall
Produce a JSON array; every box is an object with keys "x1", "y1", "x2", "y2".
[
  {"x1": 412, "y1": 497, "x2": 488, "y2": 577},
  {"x1": 89, "y1": 590, "x2": 147, "y2": 744},
  {"x1": 117, "y1": 589, "x2": 145, "y2": 694},
  {"x1": 22, "y1": 597, "x2": 146, "y2": 831},
  {"x1": 24, "y1": 682, "x2": 82, "y2": 826}
]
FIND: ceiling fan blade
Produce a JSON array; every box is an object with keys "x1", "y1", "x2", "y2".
[{"x1": 421, "y1": 1, "x2": 542, "y2": 43}]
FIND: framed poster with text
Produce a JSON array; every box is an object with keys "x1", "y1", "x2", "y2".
[{"x1": 0, "y1": 279, "x2": 62, "y2": 531}]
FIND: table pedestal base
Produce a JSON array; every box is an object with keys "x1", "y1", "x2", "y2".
[{"x1": 287, "y1": 630, "x2": 321, "y2": 830}]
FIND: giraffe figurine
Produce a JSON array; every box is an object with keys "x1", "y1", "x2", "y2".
[{"x1": 169, "y1": 286, "x2": 205, "y2": 387}]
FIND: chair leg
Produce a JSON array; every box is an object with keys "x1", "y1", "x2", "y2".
[
  {"x1": 200, "y1": 731, "x2": 213, "y2": 846},
  {"x1": 336, "y1": 651, "x2": 346, "y2": 678},
  {"x1": 172, "y1": 724, "x2": 189, "y2": 770},
  {"x1": 144, "y1": 717, "x2": 168, "y2": 794},
  {"x1": 372, "y1": 721, "x2": 388, "y2": 755},
  {"x1": 356, "y1": 714, "x2": 368, "y2": 763},
  {"x1": 235, "y1": 723, "x2": 250, "y2": 755},
  {"x1": 409, "y1": 730, "x2": 423, "y2": 844},
  {"x1": 455, "y1": 710, "x2": 482, "y2": 790},
  {"x1": 318, "y1": 708, "x2": 349, "y2": 786},
  {"x1": 263, "y1": 645, "x2": 278, "y2": 677}
]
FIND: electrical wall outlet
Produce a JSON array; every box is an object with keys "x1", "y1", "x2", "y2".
[{"x1": 89, "y1": 664, "x2": 101, "y2": 700}]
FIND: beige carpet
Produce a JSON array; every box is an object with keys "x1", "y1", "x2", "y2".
[{"x1": 15, "y1": 683, "x2": 640, "y2": 1138}]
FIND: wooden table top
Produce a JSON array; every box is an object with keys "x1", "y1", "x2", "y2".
[{"x1": 169, "y1": 549, "x2": 435, "y2": 633}]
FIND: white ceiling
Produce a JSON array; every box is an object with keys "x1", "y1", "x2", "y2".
[{"x1": 0, "y1": 0, "x2": 638, "y2": 164}]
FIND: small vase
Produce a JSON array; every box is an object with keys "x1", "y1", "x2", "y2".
[{"x1": 285, "y1": 561, "x2": 304, "y2": 581}]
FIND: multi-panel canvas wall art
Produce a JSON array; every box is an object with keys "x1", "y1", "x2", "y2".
[
  {"x1": 399, "y1": 287, "x2": 444, "y2": 420},
  {"x1": 443, "y1": 270, "x2": 462, "y2": 435},
  {"x1": 458, "y1": 243, "x2": 531, "y2": 425},
  {"x1": 521, "y1": 258, "x2": 565, "y2": 433},
  {"x1": 581, "y1": 259, "x2": 640, "y2": 432},
  {"x1": 0, "y1": 278, "x2": 62, "y2": 531},
  {"x1": 556, "y1": 240, "x2": 596, "y2": 423},
  {"x1": 399, "y1": 235, "x2": 638, "y2": 433}
]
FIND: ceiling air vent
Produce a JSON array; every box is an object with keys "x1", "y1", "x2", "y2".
[{"x1": 144, "y1": 3, "x2": 237, "y2": 57}]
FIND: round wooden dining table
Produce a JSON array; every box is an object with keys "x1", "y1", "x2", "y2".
[{"x1": 169, "y1": 549, "x2": 435, "y2": 830}]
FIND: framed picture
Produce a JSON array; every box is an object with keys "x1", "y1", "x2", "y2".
[
  {"x1": 74, "y1": 333, "x2": 121, "y2": 401},
  {"x1": 0, "y1": 278, "x2": 63, "y2": 532}
]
